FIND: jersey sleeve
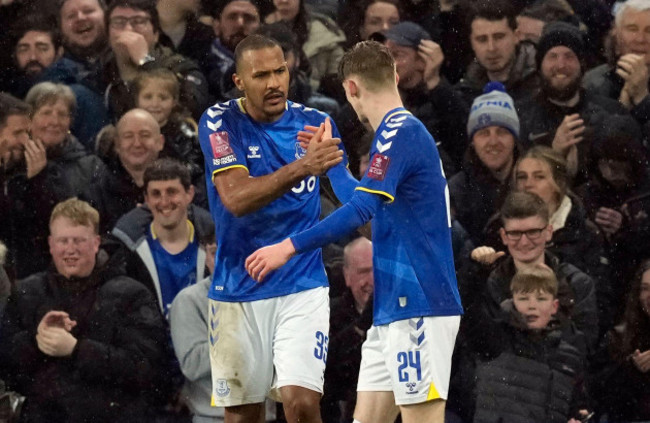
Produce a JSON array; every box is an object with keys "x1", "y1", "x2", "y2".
[
  {"x1": 291, "y1": 190, "x2": 381, "y2": 253},
  {"x1": 198, "y1": 106, "x2": 248, "y2": 178},
  {"x1": 356, "y1": 126, "x2": 416, "y2": 203}
]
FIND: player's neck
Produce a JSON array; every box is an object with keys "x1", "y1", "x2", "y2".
[
  {"x1": 153, "y1": 219, "x2": 191, "y2": 254},
  {"x1": 365, "y1": 92, "x2": 404, "y2": 132}
]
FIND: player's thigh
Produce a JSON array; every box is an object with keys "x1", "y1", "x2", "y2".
[
  {"x1": 383, "y1": 315, "x2": 460, "y2": 406},
  {"x1": 399, "y1": 398, "x2": 446, "y2": 423},
  {"x1": 209, "y1": 299, "x2": 275, "y2": 406},
  {"x1": 354, "y1": 326, "x2": 399, "y2": 422},
  {"x1": 353, "y1": 391, "x2": 400, "y2": 423},
  {"x1": 273, "y1": 287, "x2": 330, "y2": 394}
]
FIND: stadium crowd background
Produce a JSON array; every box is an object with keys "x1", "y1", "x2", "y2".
[{"x1": 0, "y1": 0, "x2": 649, "y2": 422}]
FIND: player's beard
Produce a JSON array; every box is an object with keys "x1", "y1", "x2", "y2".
[{"x1": 540, "y1": 72, "x2": 582, "y2": 102}]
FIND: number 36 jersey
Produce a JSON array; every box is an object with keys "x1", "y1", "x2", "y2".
[{"x1": 198, "y1": 99, "x2": 345, "y2": 302}]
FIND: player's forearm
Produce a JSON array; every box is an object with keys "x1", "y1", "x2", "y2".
[
  {"x1": 291, "y1": 191, "x2": 381, "y2": 253},
  {"x1": 327, "y1": 163, "x2": 358, "y2": 203},
  {"x1": 218, "y1": 160, "x2": 312, "y2": 217}
]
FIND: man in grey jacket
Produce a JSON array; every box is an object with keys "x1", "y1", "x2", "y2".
[{"x1": 169, "y1": 238, "x2": 223, "y2": 422}]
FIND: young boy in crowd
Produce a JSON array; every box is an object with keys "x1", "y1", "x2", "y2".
[{"x1": 463, "y1": 265, "x2": 591, "y2": 423}]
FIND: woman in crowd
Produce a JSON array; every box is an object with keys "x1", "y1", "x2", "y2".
[
  {"x1": 9, "y1": 82, "x2": 104, "y2": 278},
  {"x1": 338, "y1": 0, "x2": 402, "y2": 48},
  {"x1": 592, "y1": 259, "x2": 650, "y2": 422},
  {"x1": 265, "y1": 0, "x2": 346, "y2": 97},
  {"x1": 578, "y1": 115, "x2": 650, "y2": 318}
]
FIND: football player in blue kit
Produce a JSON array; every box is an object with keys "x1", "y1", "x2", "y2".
[
  {"x1": 246, "y1": 41, "x2": 464, "y2": 423},
  {"x1": 198, "y1": 34, "x2": 349, "y2": 423}
]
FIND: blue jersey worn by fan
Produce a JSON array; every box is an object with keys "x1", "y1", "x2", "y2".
[
  {"x1": 291, "y1": 107, "x2": 464, "y2": 324},
  {"x1": 198, "y1": 99, "x2": 344, "y2": 302}
]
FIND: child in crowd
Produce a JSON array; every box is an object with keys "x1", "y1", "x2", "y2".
[
  {"x1": 464, "y1": 265, "x2": 590, "y2": 423},
  {"x1": 133, "y1": 68, "x2": 206, "y2": 206}
]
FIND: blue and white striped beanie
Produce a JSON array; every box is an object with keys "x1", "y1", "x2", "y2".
[{"x1": 467, "y1": 82, "x2": 520, "y2": 140}]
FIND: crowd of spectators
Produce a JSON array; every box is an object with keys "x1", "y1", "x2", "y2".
[{"x1": 0, "y1": 0, "x2": 649, "y2": 422}]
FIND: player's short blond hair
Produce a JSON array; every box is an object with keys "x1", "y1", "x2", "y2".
[{"x1": 338, "y1": 41, "x2": 396, "y2": 92}]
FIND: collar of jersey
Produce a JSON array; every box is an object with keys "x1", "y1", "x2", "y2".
[
  {"x1": 383, "y1": 107, "x2": 411, "y2": 124},
  {"x1": 237, "y1": 98, "x2": 289, "y2": 116},
  {"x1": 150, "y1": 219, "x2": 195, "y2": 243}
]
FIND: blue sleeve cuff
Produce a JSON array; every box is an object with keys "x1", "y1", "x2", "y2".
[
  {"x1": 291, "y1": 191, "x2": 382, "y2": 253},
  {"x1": 327, "y1": 163, "x2": 358, "y2": 203}
]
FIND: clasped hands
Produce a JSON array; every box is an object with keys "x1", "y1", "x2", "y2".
[
  {"x1": 36, "y1": 310, "x2": 78, "y2": 357},
  {"x1": 245, "y1": 119, "x2": 339, "y2": 282}
]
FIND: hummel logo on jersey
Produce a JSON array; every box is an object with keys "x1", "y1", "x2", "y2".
[
  {"x1": 376, "y1": 140, "x2": 392, "y2": 153},
  {"x1": 381, "y1": 129, "x2": 398, "y2": 139},
  {"x1": 247, "y1": 146, "x2": 261, "y2": 159}
]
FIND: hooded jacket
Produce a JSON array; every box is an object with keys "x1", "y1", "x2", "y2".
[{"x1": 111, "y1": 204, "x2": 214, "y2": 314}]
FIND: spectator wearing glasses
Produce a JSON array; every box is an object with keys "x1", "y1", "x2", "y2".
[
  {"x1": 104, "y1": 0, "x2": 210, "y2": 122},
  {"x1": 460, "y1": 190, "x2": 599, "y2": 350}
]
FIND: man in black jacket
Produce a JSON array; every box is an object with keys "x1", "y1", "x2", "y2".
[
  {"x1": 0, "y1": 198, "x2": 171, "y2": 422},
  {"x1": 87, "y1": 108, "x2": 163, "y2": 234},
  {"x1": 454, "y1": 0, "x2": 539, "y2": 106},
  {"x1": 517, "y1": 21, "x2": 632, "y2": 184}
]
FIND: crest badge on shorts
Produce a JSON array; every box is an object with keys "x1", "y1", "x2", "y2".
[{"x1": 216, "y1": 379, "x2": 231, "y2": 397}]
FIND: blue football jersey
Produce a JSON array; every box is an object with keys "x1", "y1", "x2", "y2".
[
  {"x1": 357, "y1": 108, "x2": 463, "y2": 325},
  {"x1": 198, "y1": 99, "x2": 344, "y2": 301}
]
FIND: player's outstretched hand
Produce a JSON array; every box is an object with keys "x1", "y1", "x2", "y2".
[{"x1": 245, "y1": 238, "x2": 296, "y2": 282}]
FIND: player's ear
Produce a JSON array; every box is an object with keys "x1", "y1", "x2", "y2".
[
  {"x1": 233, "y1": 73, "x2": 244, "y2": 91},
  {"x1": 346, "y1": 79, "x2": 359, "y2": 98}
]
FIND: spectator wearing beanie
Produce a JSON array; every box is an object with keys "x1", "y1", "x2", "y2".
[
  {"x1": 449, "y1": 82, "x2": 522, "y2": 246},
  {"x1": 517, "y1": 21, "x2": 631, "y2": 185}
]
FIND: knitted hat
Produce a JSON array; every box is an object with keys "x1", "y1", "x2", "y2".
[
  {"x1": 467, "y1": 82, "x2": 520, "y2": 140},
  {"x1": 535, "y1": 21, "x2": 585, "y2": 67}
]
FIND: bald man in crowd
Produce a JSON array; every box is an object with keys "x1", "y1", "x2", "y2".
[{"x1": 86, "y1": 108, "x2": 164, "y2": 233}]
